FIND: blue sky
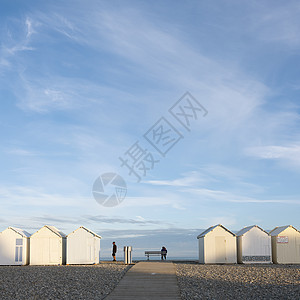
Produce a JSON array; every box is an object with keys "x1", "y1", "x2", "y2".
[{"x1": 1, "y1": 0, "x2": 300, "y2": 258}]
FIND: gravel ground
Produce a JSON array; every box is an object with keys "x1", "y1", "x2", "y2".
[
  {"x1": 0, "y1": 263, "x2": 131, "y2": 300},
  {"x1": 175, "y1": 263, "x2": 300, "y2": 300}
]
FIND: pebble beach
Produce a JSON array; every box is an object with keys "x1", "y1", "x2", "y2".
[
  {"x1": 1, "y1": 262, "x2": 299, "y2": 299},
  {"x1": 175, "y1": 263, "x2": 300, "y2": 299},
  {"x1": 0, "y1": 263, "x2": 130, "y2": 300}
]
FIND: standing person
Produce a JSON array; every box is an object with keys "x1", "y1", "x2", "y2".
[
  {"x1": 161, "y1": 246, "x2": 167, "y2": 260},
  {"x1": 112, "y1": 242, "x2": 117, "y2": 261}
]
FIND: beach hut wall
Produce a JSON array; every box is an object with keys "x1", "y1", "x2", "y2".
[
  {"x1": 197, "y1": 224, "x2": 237, "y2": 264},
  {"x1": 236, "y1": 225, "x2": 272, "y2": 264},
  {"x1": 30, "y1": 225, "x2": 66, "y2": 265},
  {"x1": 0, "y1": 227, "x2": 31, "y2": 265},
  {"x1": 269, "y1": 225, "x2": 300, "y2": 264},
  {"x1": 66, "y1": 226, "x2": 101, "y2": 265}
]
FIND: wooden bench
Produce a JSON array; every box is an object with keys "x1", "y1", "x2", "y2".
[
  {"x1": 145, "y1": 250, "x2": 161, "y2": 260},
  {"x1": 145, "y1": 251, "x2": 162, "y2": 260}
]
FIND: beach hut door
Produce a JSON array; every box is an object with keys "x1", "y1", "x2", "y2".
[
  {"x1": 49, "y1": 239, "x2": 59, "y2": 263},
  {"x1": 87, "y1": 238, "x2": 93, "y2": 261},
  {"x1": 215, "y1": 237, "x2": 226, "y2": 263},
  {"x1": 15, "y1": 239, "x2": 23, "y2": 262}
]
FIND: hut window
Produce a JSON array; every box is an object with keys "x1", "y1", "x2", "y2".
[{"x1": 16, "y1": 239, "x2": 23, "y2": 245}]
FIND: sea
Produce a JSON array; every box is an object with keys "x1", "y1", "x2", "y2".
[{"x1": 101, "y1": 256, "x2": 197, "y2": 261}]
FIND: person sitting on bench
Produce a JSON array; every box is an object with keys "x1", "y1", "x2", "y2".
[{"x1": 161, "y1": 246, "x2": 167, "y2": 260}]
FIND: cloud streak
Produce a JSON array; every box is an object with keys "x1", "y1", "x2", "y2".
[
  {"x1": 187, "y1": 187, "x2": 300, "y2": 205},
  {"x1": 252, "y1": 2, "x2": 300, "y2": 48},
  {"x1": 246, "y1": 144, "x2": 300, "y2": 167},
  {"x1": 146, "y1": 171, "x2": 206, "y2": 187},
  {"x1": 0, "y1": 17, "x2": 36, "y2": 70}
]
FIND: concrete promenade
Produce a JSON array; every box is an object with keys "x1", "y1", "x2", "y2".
[{"x1": 105, "y1": 261, "x2": 181, "y2": 300}]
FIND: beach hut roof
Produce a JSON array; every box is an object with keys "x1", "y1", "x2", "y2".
[
  {"x1": 236, "y1": 225, "x2": 269, "y2": 237},
  {"x1": 31, "y1": 225, "x2": 66, "y2": 238},
  {"x1": 67, "y1": 226, "x2": 102, "y2": 239},
  {"x1": 197, "y1": 224, "x2": 235, "y2": 238},
  {"x1": 8, "y1": 227, "x2": 31, "y2": 237},
  {"x1": 269, "y1": 225, "x2": 300, "y2": 236},
  {"x1": 45, "y1": 225, "x2": 66, "y2": 237}
]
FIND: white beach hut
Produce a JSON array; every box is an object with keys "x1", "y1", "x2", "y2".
[
  {"x1": 197, "y1": 224, "x2": 237, "y2": 264},
  {"x1": 30, "y1": 225, "x2": 66, "y2": 265},
  {"x1": 269, "y1": 225, "x2": 300, "y2": 264},
  {"x1": 236, "y1": 225, "x2": 272, "y2": 264},
  {"x1": 0, "y1": 227, "x2": 31, "y2": 265},
  {"x1": 66, "y1": 226, "x2": 101, "y2": 265}
]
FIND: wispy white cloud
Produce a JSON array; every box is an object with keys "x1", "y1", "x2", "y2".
[
  {"x1": 16, "y1": 77, "x2": 83, "y2": 113},
  {"x1": 0, "y1": 185, "x2": 86, "y2": 208},
  {"x1": 146, "y1": 171, "x2": 205, "y2": 187},
  {"x1": 246, "y1": 144, "x2": 300, "y2": 167},
  {"x1": 30, "y1": 5, "x2": 269, "y2": 105},
  {"x1": 25, "y1": 17, "x2": 35, "y2": 38},
  {"x1": 34, "y1": 12, "x2": 82, "y2": 41},
  {"x1": 252, "y1": 2, "x2": 300, "y2": 48},
  {"x1": 81, "y1": 214, "x2": 166, "y2": 225},
  {"x1": 122, "y1": 196, "x2": 186, "y2": 210},
  {"x1": 78, "y1": 6, "x2": 298, "y2": 152},
  {"x1": 186, "y1": 187, "x2": 300, "y2": 205},
  {"x1": 4, "y1": 44, "x2": 34, "y2": 55},
  {"x1": 49, "y1": 14, "x2": 80, "y2": 40},
  {"x1": 0, "y1": 17, "x2": 36, "y2": 68},
  {"x1": 14, "y1": 71, "x2": 140, "y2": 115},
  {"x1": 198, "y1": 164, "x2": 246, "y2": 181},
  {"x1": 9, "y1": 4, "x2": 291, "y2": 151},
  {"x1": 145, "y1": 165, "x2": 266, "y2": 196},
  {"x1": 5, "y1": 148, "x2": 37, "y2": 156}
]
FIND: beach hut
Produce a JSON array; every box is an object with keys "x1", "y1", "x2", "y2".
[
  {"x1": 197, "y1": 224, "x2": 237, "y2": 264},
  {"x1": 30, "y1": 225, "x2": 66, "y2": 265},
  {"x1": 0, "y1": 227, "x2": 30, "y2": 265},
  {"x1": 236, "y1": 225, "x2": 272, "y2": 264},
  {"x1": 67, "y1": 226, "x2": 101, "y2": 265},
  {"x1": 269, "y1": 225, "x2": 300, "y2": 264}
]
